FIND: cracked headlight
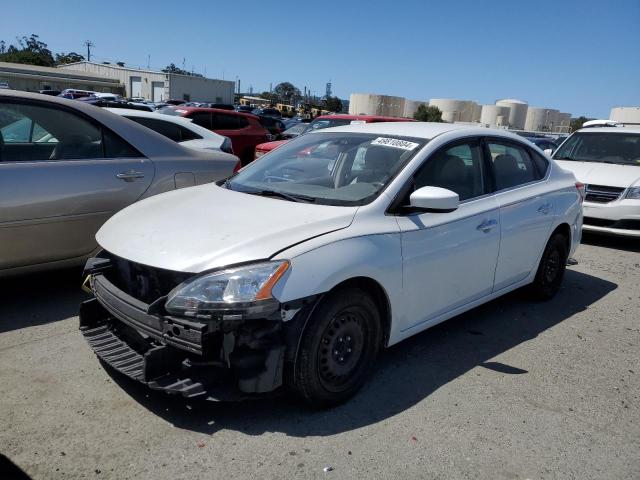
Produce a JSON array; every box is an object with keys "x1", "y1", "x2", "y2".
[{"x1": 165, "y1": 261, "x2": 289, "y2": 318}]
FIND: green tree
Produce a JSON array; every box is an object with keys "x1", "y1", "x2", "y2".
[
  {"x1": 570, "y1": 116, "x2": 592, "y2": 132},
  {"x1": 0, "y1": 34, "x2": 55, "y2": 66},
  {"x1": 273, "y1": 82, "x2": 301, "y2": 102},
  {"x1": 413, "y1": 104, "x2": 443, "y2": 122},
  {"x1": 161, "y1": 63, "x2": 203, "y2": 77},
  {"x1": 55, "y1": 52, "x2": 84, "y2": 65},
  {"x1": 324, "y1": 96, "x2": 343, "y2": 113}
]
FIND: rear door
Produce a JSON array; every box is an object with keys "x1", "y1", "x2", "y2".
[
  {"x1": 484, "y1": 138, "x2": 554, "y2": 290},
  {"x1": 0, "y1": 99, "x2": 154, "y2": 270}
]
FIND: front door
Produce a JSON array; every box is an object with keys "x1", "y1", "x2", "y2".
[
  {"x1": 396, "y1": 138, "x2": 500, "y2": 333},
  {"x1": 0, "y1": 99, "x2": 154, "y2": 270}
]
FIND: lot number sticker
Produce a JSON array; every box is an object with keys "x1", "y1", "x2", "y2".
[{"x1": 371, "y1": 137, "x2": 419, "y2": 151}]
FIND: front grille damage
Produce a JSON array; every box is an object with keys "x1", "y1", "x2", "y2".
[{"x1": 80, "y1": 252, "x2": 315, "y2": 400}]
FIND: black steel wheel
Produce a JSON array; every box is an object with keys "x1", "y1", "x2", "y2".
[
  {"x1": 288, "y1": 287, "x2": 382, "y2": 407},
  {"x1": 529, "y1": 233, "x2": 568, "y2": 300}
]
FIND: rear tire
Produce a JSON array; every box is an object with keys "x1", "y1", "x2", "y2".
[
  {"x1": 289, "y1": 287, "x2": 382, "y2": 408},
  {"x1": 529, "y1": 233, "x2": 568, "y2": 300}
]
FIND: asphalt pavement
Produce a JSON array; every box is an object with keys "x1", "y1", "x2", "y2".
[{"x1": 0, "y1": 233, "x2": 638, "y2": 479}]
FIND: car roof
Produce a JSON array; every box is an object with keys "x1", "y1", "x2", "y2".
[
  {"x1": 576, "y1": 127, "x2": 640, "y2": 134},
  {"x1": 105, "y1": 107, "x2": 224, "y2": 140},
  {"x1": 314, "y1": 121, "x2": 526, "y2": 141},
  {"x1": 170, "y1": 105, "x2": 258, "y2": 119}
]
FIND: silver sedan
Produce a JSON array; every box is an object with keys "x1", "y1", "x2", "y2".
[{"x1": 0, "y1": 91, "x2": 239, "y2": 276}]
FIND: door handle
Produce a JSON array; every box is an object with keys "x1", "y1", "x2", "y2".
[
  {"x1": 537, "y1": 203, "x2": 552, "y2": 215},
  {"x1": 476, "y1": 219, "x2": 498, "y2": 233},
  {"x1": 116, "y1": 171, "x2": 145, "y2": 182}
]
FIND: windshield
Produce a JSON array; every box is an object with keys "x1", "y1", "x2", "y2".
[
  {"x1": 554, "y1": 132, "x2": 640, "y2": 165},
  {"x1": 283, "y1": 123, "x2": 309, "y2": 137},
  {"x1": 309, "y1": 118, "x2": 355, "y2": 130},
  {"x1": 227, "y1": 132, "x2": 427, "y2": 206}
]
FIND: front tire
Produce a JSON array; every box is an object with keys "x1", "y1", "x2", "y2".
[
  {"x1": 289, "y1": 287, "x2": 382, "y2": 408},
  {"x1": 529, "y1": 233, "x2": 568, "y2": 300}
]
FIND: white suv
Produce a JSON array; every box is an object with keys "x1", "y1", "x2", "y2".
[{"x1": 553, "y1": 127, "x2": 640, "y2": 237}]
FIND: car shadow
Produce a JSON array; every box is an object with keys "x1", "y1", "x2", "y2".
[
  {"x1": 0, "y1": 268, "x2": 89, "y2": 333},
  {"x1": 581, "y1": 232, "x2": 640, "y2": 253},
  {"x1": 104, "y1": 269, "x2": 616, "y2": 437}
]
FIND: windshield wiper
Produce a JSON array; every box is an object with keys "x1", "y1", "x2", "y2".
[
  {"x1": 554, "y1": 155, "x2": 575, "y2": 160},
  {"x1": 249, "y1": 189, "x2": 316, "y2": 203}
]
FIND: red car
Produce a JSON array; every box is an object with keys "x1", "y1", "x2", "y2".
[
  {"x1": 254, "y1": 114, "x2": 416, "y2": 159},
  {"x1": 160, "y1": 106, "x2": 270, "y2": 165}
]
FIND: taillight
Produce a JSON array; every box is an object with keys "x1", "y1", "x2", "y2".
[{"x1": 575, "y1": 182, "x2": 585, "y2": 202}]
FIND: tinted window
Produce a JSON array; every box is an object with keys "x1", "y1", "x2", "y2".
[
  {"x1": 236, "y1": 116, "x2": 248, "y2": 128},
  {"x1": 189, "y1": 111, "x2": 212, "y2": 129},
  {"x1": 213, "y1": 113, "x2": 239, "y2": 130},
  {"x1": 129, "y1": 116, "x2": 182, "y2": 142},
  {"x1": 488, "y1": 141, "x2": 540, "y2": 190},
  {"x1": 414, "y1": 140, "x2": 486, "y2": 201},
  {"x1": 103, "y1": 129, "x2": 143, "y2": 158},
  {"x1": 178, "y1": 125, "x2": 201, "y2": 141}
]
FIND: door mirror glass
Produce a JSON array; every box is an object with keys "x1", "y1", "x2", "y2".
[
  {"x1": 543, "y1": 148, "x2": 553, "y2": 156},
  {"x1": 409, "y1": 186, "x2": 459, "y2": 212}
]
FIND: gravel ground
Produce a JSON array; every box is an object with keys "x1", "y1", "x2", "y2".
[{"x1": 1, "y1": 233, "x2": 638, "y2": 480}]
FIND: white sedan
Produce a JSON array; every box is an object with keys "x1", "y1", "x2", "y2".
[
  {"x1": 80, "y1": 122, "x2": 583, "y2": 407},
  {"x1": 105, "y1": 108, "x2": 235, "y2": 155},
  {"x1": 553, "y1": 127, "x2": 640, "y2": 237}
]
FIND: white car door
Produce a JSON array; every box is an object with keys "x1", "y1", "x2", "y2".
[
  {"x1": 395, "y1": 138, "x2": 500, "y2": 332},
  {"x1": 485, "y1": 138, "x2": 555, "y2": 291}
]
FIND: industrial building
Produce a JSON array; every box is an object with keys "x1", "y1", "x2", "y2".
[
  {"x1": 403, "y1": 99, "x2": 428, "y2": 118},
  {"x1": 479, "y1": 105, "x2": 510, "y2": 127},
  {"x1": 495, "y1": 99, "x2": 528, "y2": 130},
  {"x1": 349, "y1": 93, "x2": 407, "y2": 117},
  {"x1": 0, "y1": 61, "x2": 123, "y2": 94},
  {"x1": 428, "y1": 99, "x2": 480, "y2": 123},
  {"x1": 610, "y1": 106, "x2": 640, "y2": 125},
  {"x1": 57, "y1": 61, "x2": 235, "y2": 103}
]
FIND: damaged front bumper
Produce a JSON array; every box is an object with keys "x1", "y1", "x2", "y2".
[{"x1": 79, "y1": 264, "x2": 308, "y2": 401}]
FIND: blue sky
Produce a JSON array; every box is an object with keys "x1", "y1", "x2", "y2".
[{"x1": 1, "y1": 0, "x2": 638, "y2": 118}]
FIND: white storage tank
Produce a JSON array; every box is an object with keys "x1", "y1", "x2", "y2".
[
  {"x1": 525, "y1": 107, "x2": 559, "y2": 132},
  {"x1": 480, "y1": 105, "x2": 511, "y2": 126},
  {"x1": 495, "y1": 98, "x2": 528, "y2": 130},
  {"x1": 429, "y1": 99, "x2": 477, "y2": 123},
  {"x1": 348, "y1": 93, "x2": 406, "y2": 117},
  {"x1": 403, "y1": 99, "x2": 428, "y2": 118},
  {"x1": 556, "y1": 112, "x2": 571, "y2": 132},
  {"x1": 610, "y1": 106, "x2": 640, "y2": 124}
]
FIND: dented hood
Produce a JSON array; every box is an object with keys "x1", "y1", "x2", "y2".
[{"x1": 96, "y1": 184, "x2": 357, "y2": 272}]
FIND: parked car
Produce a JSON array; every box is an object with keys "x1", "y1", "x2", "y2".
[
  {"x1": 253, "y1": 107, "x2": 282, "y2": 118},
  {"x1": 105, "y1": 108, "x2": 236, "y2": 156},
  {"x1": 552, "y1": 127, "x2": 640, "y2": 237},
  {"x1": 0, "y1": 90, "x2": 238, "y2": 276},
  {"x1": 80, "y1": 122, "x2": 582, "y2": 407},
  {"x1": 235, "y1": 105, "x2": 256, "y2": 114},
  {"x1": 254, "y1": 114, "x2": 415, "y2": 159},
  {"x1": 58, "y1": 89, "x2": 95, "y2": 99},
  {"x1": 0, "y1": 82, "x2": 10, "y2": 89},
  {"x1": 256, "y1": 114, "x2": 287, "y2": 139},
  {"x1": 38, "y1": 89, "x2": 62, "y2": 96},
  {"x1": 159, "y1": 106, "x2": 269, "y2": 164},
  {"x1": 166, "y1": 99, "x2": 187, "y2": 106},
  {"x1": 524, "y1": 136, "x2": 558, "y2": 153}
]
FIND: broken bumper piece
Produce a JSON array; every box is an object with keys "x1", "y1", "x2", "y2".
[{"x1": 79, "y1": 273, "x2": 286, "y2": 401}]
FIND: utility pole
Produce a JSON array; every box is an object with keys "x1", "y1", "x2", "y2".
[
  {"x1": 83, "y1": 40, "x2": 94, "y2": 61},
  {"x1": 147, "y1": 54, "x2": 150, "y2": 69}
]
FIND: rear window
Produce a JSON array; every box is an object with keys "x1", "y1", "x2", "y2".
[
  {"x1": 213, "y1": 113, "x2": 240, "y2": 130},
  {"x1": 189, "y1": 112, "x2": 212, "y2": 129}
]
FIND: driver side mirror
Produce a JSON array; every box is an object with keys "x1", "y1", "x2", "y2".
[
  {"x1": 543, "y1": 148, "x2": 554, "y2": 156},
  {"x1": 409, "y1": 186, "x2": 459, "y2": 212}
]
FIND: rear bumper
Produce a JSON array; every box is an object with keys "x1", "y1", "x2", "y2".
[{"x1": 80, "y1": 273, "x2": 287, "y2": 400}]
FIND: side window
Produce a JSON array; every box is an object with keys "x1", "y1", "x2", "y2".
[
  {"x1": 413, "y1": 140, "x2": 486, "y2": 201},
  {"x1": 189, "y1": 112, "x2": 212, "y2": 129},
  {"x1": 213, "y1": 114, "x2": 239, "y2": 130},
  {"x1": 178, "y1": 125, "x2": 201, "y2": 141},
  {"x1": 103, "y1": 130, "x2": 143, "y2": 158},
  {"x1": 0, "y1": 101, "x2": 102, "y2": 161},
  {"x1": 128, "y1": 117, "x2": 181, "y2": 142},
  {"x1": 530, "y1": 149, "x2": 550, "y2": 177},
  {"x1": 236, "y1": 116, "x2": 248, "y2": 128},
  {"x1": 487, "y1": 141, "x2": 541, "y2": 190}
]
